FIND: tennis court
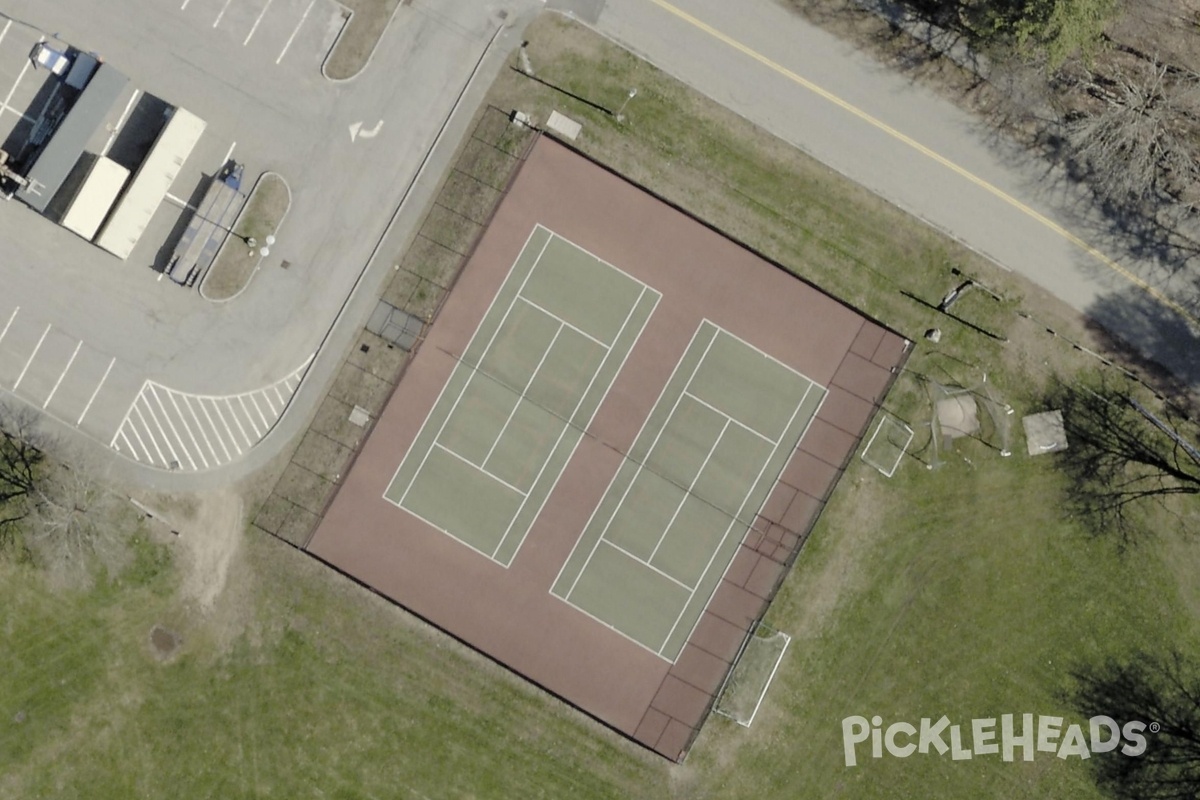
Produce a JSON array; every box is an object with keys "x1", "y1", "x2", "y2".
[
  {"x1": 385, "y1": 225, "x2": 660, "y2": 566},
  {"x1": 307, "y1": 136, "x2": 910, "y2": 761},
  {"x1": 552, "y1": 321, "x2": 824, "y2": 660}
]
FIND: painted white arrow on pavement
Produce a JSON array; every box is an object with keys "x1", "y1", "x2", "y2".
[{"x1": 348, "y1": 119, "x2": 385, "y2": 142}]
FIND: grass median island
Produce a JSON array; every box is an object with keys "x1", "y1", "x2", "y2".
[
  {"x1": 200, "y1": 173, "x2": 290, "y2": 302},
  {"x1": 4, "y1": 11, "x2": 1198, "y2": 798},
  {"x1": 323, "y1": 0, "x2": 401, "y2": 80}
]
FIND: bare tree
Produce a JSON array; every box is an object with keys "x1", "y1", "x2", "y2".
[
  {"x1": 0, "y1": 403, "x2": 47, "y2": 548},
  {"x1": 1067, "y1": 56, "x2": 1200, "y2": 206},
  {"x1": 1045, "y1": 376, "x2": 1200, "y2": 547},
  {"x1": 1071, "y1": 650, "x2": 1200, "y2": 799},
  {"x1": 24, "y1": 450, "x2": 126, "y2": 586}
]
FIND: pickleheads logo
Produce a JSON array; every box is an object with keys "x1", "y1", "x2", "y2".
[{"x1": 842, "y1": 714, "x2": 1158, "y2": 767}]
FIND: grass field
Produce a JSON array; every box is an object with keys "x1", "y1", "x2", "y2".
[{"x1": 1, "y1": 11, "x2": 1197, "y2": 799}]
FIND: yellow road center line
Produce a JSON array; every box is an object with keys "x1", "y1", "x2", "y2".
[{"x1": 643, "y1": 0, "x2": 1199, "y2": 327}]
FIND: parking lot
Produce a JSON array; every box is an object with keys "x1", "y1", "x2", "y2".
[
  {"x1": 177, "y1": 0, "x2": 346, "y2": 71},
  {"x1": 0, "y1": 0, "x2": 523, "y2": 474}
]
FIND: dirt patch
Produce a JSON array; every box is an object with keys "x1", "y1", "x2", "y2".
[
  {"x1": 201, "y1": 173, "x2": 291, "y2": 302},
  {"x1": 148, "y1": 625, "x2": 181, "y2": 660},
  {"x1": 173, "y1": 490, "x2": 246, "y2": 613}
]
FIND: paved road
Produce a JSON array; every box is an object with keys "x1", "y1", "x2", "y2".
[{"x1": 594, "y1": 0, "x2": 1200, "y2": 386}]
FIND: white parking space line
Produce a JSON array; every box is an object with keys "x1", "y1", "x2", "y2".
[
  {"x1": 13, "y1": 324, "x2": 51, "y2": 391},
  {"x1": 102, "y1": 90, "x2": 142, "y2": 157},
  {"x1": 146, "y1": 386, "x2": 196, "y2": 470},
  {"x1": 124, "y1": 425, "x2": 153, "y2": 463},
  {"x1": 179, "y1": 393, "x2": 221, "y2": 465},
  {"x1": 238, "y1": 395, "x2": 263, "y2": 437},
  {"x1": 132, "y1": 402, "x2": 170, "y2": 465},
  {"x1": 43, "y1": 340, "x2": 82, "y2": 408},
  {"x1": 277, "y1": 0, "x2": 316, "y2": 64},
  {"x1": 157, "y1": 386, "x2": 207, "y2": 469},
  {"x1": 213, "y1": 0, "x2": 236, "y2": 27},
  {"x1": 259, "y1": 387, "x2": 278, "y2": 417},
  {"x1": 0, "y1": 306, "x2": 17, "y2": 345},
  {"x1": 245, "y1": 0, "x2": 275, "y2": 45},
  {"x1": 0, "y1": 49, "x2": 32, "y2": 120},
  {"x1": 193, "y1": 397, "x2": 232, "y2": 461},
  {"x1": 78, "y1": 357, "x2": 115, "y2": 425},
  {"x1": 218, "y1": 398, "x2": 253, "y2": 449},
  {"x1": 0, "y1": 19, "x2": 11, "y2": 49},
  {"x1": 116, "y1": 430, "x2": 142, "y2": 462},
  {"x1": 108, "y1": 354, "x2": 312, "y2": 471},
  {"x1": 166, "y1": 390, "x2": 212, "y2": 468}
]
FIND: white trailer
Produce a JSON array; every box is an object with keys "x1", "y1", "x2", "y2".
[
  {"x1": 96, "y1": 107, "x2": 206, "y2": 260},
  {"x1": 60, "y1": 157, "x2": 130, "y2": 240}
]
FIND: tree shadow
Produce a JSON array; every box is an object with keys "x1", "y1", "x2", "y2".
[
  {"x1": 1040, "y1": 373, "x2": 1199, "y2": 551},
  {"x1": 1068, "y1": 650, "x2": 1200, "y2": 800},
  {"x1": 1085, "y1": 281, "x2": 1200, "y2": 393}
]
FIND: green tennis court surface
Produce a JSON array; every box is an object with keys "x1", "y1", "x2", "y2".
[
  {"x1": 551, "y1": 321, "x2": 826, "y2": 661},
  {"x1": 385, "y1": 225, "x2": 660, "y2": 566}
]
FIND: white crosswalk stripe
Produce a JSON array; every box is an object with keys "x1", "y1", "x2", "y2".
[{"x1": 110, "y1": 355, "x2": 313, "y2": 471}]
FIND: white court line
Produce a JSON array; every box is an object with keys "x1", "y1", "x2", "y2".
[
  {"x1": 43, "y1": 340, "x2": 82, "y2": 408},
  {"x1": 394, "y1": 231, "x2": 552, "y2": 508},
  {"x1": 221, "y1": 398, "x2": 254, "y2": 448},
  {"x1": 237, "y1": 395, "x2": 263, "y2": 437},
  {"x1": 276, "y1": 0, "x2": 316, "y2": 64},
  {"x1": 648, "y1": 416, "x2": 730, "y2": 564},
  {"x1": 147, "y1": 385, "x2": 198, "y2": 470},
  {"x1": 213, "y1": 0, "x2": 235, "y2": 27},
  {"x1": 541, "y1": 226, "x2": 658, "y2": 308},
  {"x1": 132, "y1": 401, "x2": 170, "y2": 465},
  {"x1": 79, "y1": 357, "x2": 114, "y2": 425},
  {"x1": 247, "y1": 392, "x2": 271, "y2": 428},
  {"x1": 684, "y1": 390, "x2": 776, "y2": 445},
  {"x1": 13, "y1": 323, "x2": 51, "y2": 391},
  {"x1": 481, "y1": 323, "x2": 562, "y2": 472},
  {"x1": 163, "y1": 388, "x2": 211, "y2": 469},
  {"x1": 244, "y1": 0, "x2": 274, "y2": 44},
  {"x1": 180, "y1": 394, "x2": 222, "y2": 465},
  {"x1": 495, "y1": 287, "x2": 661, "y2": 565},
  {"x1": 0, "y1": 306, "x2": 18, "y2": 344},
  {"x1": 101, "y1": 90, "x2": 141, "y2": 157},
  {"x1": 192, "y1": 397, "x2": 232, "y2": 462},
  {"x1": 563, "y1": 324, "x2": 719, "y2": 601},
  {"x1": 550, "y1": 321, "x2": 708, "y2": 596},
  {"x1": 604, "y1": 539, "x2": 692, "y2": 591},
  {"x1": 204, "y1": 398, "x2": 243, "y2": 455},
  {"x1": 552, "y1": 581, "x2": 673, "y2": 662},
  {"x1": 661, "y1": 381, "x2": 824, "y2": 656},
  {"x1": 433, "y1": 443, "x2": 529, "y2": 498},
  {"x1": 517, "y1": 296, "x2": 609, "y2": 349}
]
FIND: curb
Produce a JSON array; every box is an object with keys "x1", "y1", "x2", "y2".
[
  {"x1": 321, "y1": 0, "x2": 403, "y2": 83},
  {"x1": 198, "y1": 171, "x2": 292, "y2": 304}
]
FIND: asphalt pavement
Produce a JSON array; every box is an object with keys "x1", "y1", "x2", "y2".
[{"x1": 594, "y1": 0, "x2": 1200, "y2": 385}]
